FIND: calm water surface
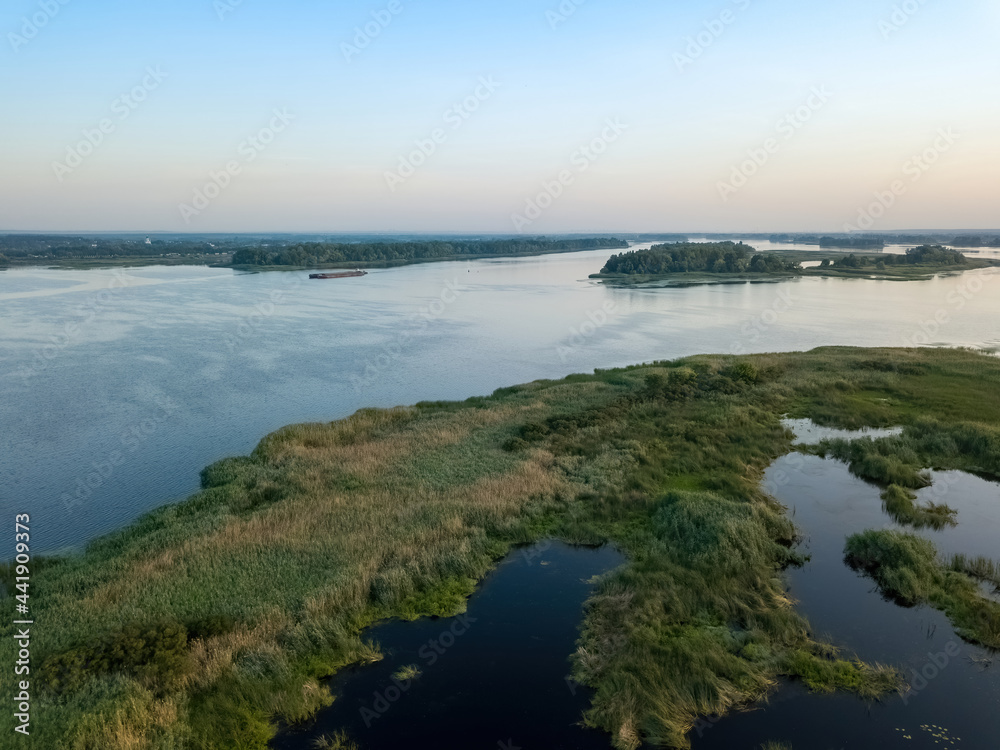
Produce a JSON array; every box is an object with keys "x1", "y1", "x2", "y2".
[
  {"x1": 2, "y1": 245, "x2": 999, "y2": 553},
  {"x1": 695, "y1": 428, "x2": 1000, "y2": 750},
  {"x1": 270, "y1": 541, "x2": 623, "y2": 750}
]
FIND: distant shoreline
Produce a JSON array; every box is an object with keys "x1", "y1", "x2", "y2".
[
  {"x1": 0, "y1": 239, "x2": 629, "y2": 272},
  {"x1": 593, "y1": 261, "x2": 1000, "y2": 287}
]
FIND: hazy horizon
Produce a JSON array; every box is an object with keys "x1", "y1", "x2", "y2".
[
  {"x1": 3, "y1": 0, "x2": 998, "y2": 234},
  {"x1": 5, "y1": 228, "x2": 1000, "y2": 238}
]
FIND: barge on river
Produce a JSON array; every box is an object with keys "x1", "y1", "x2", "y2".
[{"x1": 309, "y1": 270, "x2": 368, "y2": 280}]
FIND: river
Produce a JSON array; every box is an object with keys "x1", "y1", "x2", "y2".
[{"x1": 3, "y1": 242, "x2": 999, "y2": 553}]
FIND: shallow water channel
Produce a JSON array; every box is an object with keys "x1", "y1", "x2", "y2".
[
  {"x1": 270, "y1": 541, "x2": 624, "y2": 750},
  {"x1": 694, "y1": 423, "x2": 1000, "y2": 750}
]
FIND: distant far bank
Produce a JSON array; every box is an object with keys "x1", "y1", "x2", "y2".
[
  {"x1": 0, "y1": 236, "x2": 629, "y2": 271},
  {"x1": 2, "y1": 230, "x2": 1000, "y2": 271}
]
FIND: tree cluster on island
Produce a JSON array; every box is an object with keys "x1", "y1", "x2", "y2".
[
  {"x1": 823, "y1": 245, "x2": 969, "y2": 269},
  {"x1": 600, "y1": 242, "x2": 800, "y2": 275},
  {"x1": 232, "y1": 238, "x2": 628, "y2": 266}
]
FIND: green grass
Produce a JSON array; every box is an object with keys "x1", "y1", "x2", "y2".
[
  {"x1": 814, "y1": 416, "x2": 1000, "y2": 531},
  {"x1": 392, "y1": 664, "x2": 422, "y2": 681},
  {"x1": 845, "y1": 530, "x2": 1000, "y2": 649},
  {"x1": 949, "y1": 554, "x2": 1000, "y2": 590},
  {"x1": 880, "y1": 484, "x2": 957, "y2": 530},
  {"x1": 312, "y1": 731, "x2": 358, "y2": 750},
  {"x1": 3, "y1": 347, "x2": 1000, "y2": 749}
]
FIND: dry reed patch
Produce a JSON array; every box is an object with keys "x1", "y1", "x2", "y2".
[
  {"x1": 184, "y1": 614, "x2": 289, "y2": 692},
  {"x1": 451, "y1": 449, "x2": 563, "y2": 511},
  {"x1": 272, "y1": 403, "x2": 537, "y2": 480},
  {"x1": 83, "y1": 402, "x2": 549, "y2": 605},
  {"x1": 71, "y1": 689, "x2": 182, "y2": 750}
]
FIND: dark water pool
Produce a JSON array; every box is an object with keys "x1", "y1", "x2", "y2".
[
  {"x1": 270, "y1": 541, "x2": 624, "y2": 750},
  {"x1": 694, "y1": 448, "x2": 1000, "y2": 750}
]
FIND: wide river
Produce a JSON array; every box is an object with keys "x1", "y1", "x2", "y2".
[{"x1": 2, "y1": 241, "x2": 999, "y2": 553}]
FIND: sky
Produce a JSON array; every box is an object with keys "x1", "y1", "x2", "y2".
[{"x1": 1, "y1": 0, "x2": 998, "y2": 234}]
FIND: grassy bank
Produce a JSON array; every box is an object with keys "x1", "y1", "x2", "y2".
[
  {"x1": 3, "y1": 348, "x2": 1000, "y2": 749},
  {"x1": 845, "y1": 530, "x2": 1000, "y2": 648},
  {"x1": 595, "y1": 260, "x2": 1000, "y2": 287}
]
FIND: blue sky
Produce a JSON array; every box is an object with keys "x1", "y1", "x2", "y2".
[{"x1": 2, "y1": 0, "x2": 998, "y2": 233}]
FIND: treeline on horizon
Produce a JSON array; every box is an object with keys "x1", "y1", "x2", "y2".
[
  {"x1": 770, "y1": 233, "x2": 1000, "y2": 248},
  {"x1": 601, "y1": 242, "x2": 800, "y2": 275},
  {"x1": 0, "y1": 235, "x2": 230, "y2": 262},
  {"x1": 231, "y1": 238, "x2": 628, "y2": 266},
  {"x1": 827, "y1": 245, "x2": 969, "y2": 268},
  {"x1": 0, "y1": 236, "x2": 629, "y2": 266}
]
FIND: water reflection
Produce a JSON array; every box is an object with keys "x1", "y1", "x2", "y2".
[{"x1": 694, "y1": 426, "x2": 1000, "y2": 750}]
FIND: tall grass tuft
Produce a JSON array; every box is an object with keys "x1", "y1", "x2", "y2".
[
  {"x1": 881, "y1": 485, "x2": 957, "y2": 530},
  {"x1": 950, "y1": 554, "x2": 1000, "y2": 589},
  {"x1": 313, "y1": 731, "x2": 358, "y2": 750},
  {"x1": 846, "y1": 530, "x2": 1000, "y2": 648}
]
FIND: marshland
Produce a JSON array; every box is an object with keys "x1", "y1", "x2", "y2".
[{"x1": 3, "y1": 342, "x2": 1000, "y2": 749}]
